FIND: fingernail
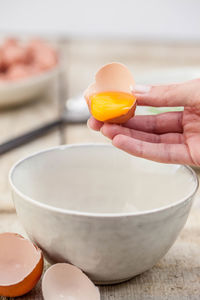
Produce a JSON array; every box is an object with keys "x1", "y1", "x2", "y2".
[{"x1": 131, "y1": 84, "x2": 151, "y2": 93}]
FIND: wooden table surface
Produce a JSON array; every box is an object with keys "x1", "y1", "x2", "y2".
[{"x1": 0, "y1": 39, "x2": 200, "y2": 299}]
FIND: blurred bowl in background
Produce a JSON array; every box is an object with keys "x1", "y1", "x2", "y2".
[
  {"x1": 0, "y1": 66, "x2": 58, "y2": 107},
  {"x1": 0, "y1": 38, "x2": 59, "y2": 108}
]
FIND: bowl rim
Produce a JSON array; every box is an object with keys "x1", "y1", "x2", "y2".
[{"x1": 9, "y1": 143, "x2": 199, "y2": 218}]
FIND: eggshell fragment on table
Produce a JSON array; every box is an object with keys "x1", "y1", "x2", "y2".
[
  {"x1": 0, "y1": 232, "x2": 43, "y2": 297},
  {"x1": 84, "y1": 62, "x2": 136, "y2": 123},
  {"x1": 42, "y1": 263, "x2": 100, "y2": 300}
]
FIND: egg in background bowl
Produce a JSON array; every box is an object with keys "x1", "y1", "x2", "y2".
[{"x1": 0, "y1": 38, "x2": 59, "y2": 108}]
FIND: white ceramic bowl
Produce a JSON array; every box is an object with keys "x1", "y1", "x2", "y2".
[
  {"x1": 0, "y1": 67, "x2": 58, "y2": 108},
  {"x1": 9, "y1": 144, "x2": 199, "y2": 284}
]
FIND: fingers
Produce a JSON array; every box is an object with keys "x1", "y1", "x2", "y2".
[
  {"x1": 88, "y1": 112, "x2": 183, "y2": 134},
  {"x1": 112, "y1": 135, "x2": 193, "y2": 165},
  {"x1": 184, "y1": 135, "x2": 200, "y2": 166},
  {"x1": 124, "y1": 111, "x2": 183, "y2": 133},
  {"x1": 100, "y1": 123, "x2": 184, "y2": 144},
  {"x1": 132, "y1": 79, "x2": 200, "y2": 107},
  {"x1": 87, "y1": 117, "x2": 103, "y2": 131}
]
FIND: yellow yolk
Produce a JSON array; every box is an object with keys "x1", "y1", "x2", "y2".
[{"x1": 90, "y1": 91, "x2": 136, "y2": 122}]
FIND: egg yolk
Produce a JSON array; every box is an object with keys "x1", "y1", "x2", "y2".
[{"x1": 90, "y1": 91, "x2": 136, "y2": 122}]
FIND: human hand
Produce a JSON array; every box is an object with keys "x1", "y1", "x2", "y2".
[{"x1": 87, "y1": 79, "x2": 200, "y2": 166}]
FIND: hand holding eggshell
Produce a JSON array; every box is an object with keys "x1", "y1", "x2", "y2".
[{"x1": 84, "y1": 63, "x2": 136, "y2": 124}]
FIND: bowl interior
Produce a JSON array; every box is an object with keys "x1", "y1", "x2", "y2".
[{"x1": 11, "y1": 144, "x2": 197, "y2": 214}]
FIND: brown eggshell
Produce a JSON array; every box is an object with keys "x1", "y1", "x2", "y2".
[
  {"x1": 95, "y1": 62, "x2": 135, "y2": 93},
  {"x1": 84, "y1": 62, "x2": 136, "y2": 123},
  {"x1": 84, "y1": 83, "x2": 96, "y2": 108},
  {"x1": 106, "y1": 100, "x2": 137, "y2": 124},
  {"x1": 42, "y1": 263, "x2": 100, "y2": 300},
  {"x1": 0, "y1": 233, "x2": 43, "y2": 297}
]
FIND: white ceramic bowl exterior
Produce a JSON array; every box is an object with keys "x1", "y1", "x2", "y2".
[
  {"x1": 0, "y1": 67, "x2": 58, "y2": 107},
  {"x1": 9, "y1": 144, "x2": 199, "y2": 284}
]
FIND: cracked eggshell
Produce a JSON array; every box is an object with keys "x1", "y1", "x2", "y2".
[
  {"x1": 42, "y1": 263, "x2": 100, "y2": 300},
  {"x1": 0, "y1": 232, "x2": 43, "y2": 297},
  {"x1": 84, "y1": 62, "x2": 136, "y2": 123}
]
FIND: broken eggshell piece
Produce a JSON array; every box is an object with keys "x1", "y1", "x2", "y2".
[
  {"x1": 84, "y1": 62, "x2": 136, "y2": 123},
  {"x1": 0, "y1": 232, "x2": 43, "y2": 297},
  {"x1": 42, "y1": 263, "x2": 100, "y2": 300}
]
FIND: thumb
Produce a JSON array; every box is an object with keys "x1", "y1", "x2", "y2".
[{"x1": 132, "y1": 79, "x2": 200, "y2": 107}]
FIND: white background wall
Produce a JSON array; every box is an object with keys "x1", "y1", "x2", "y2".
[{"x1": 0, "y1": 0, "x2": 200, "y2": 41}]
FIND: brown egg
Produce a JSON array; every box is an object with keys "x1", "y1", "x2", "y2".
[
  {"x1": 42, "y1": 263, "x2": 100, "y2": 300},
  {"x1": 27, "y1": 39, "x2": 58, "y2": 70},
  {"x1": 6, "y1": 63, "x2": 41, "y2": 81},
  {"x1": 84, "y1": 62, "x2": 136, "y2": 124},
  {"x1": 1, "y1": 39, "x2": 29, "y2": 68},
  {"x1": 0, "y1": 49, "x2": 4, "y2": 71},
  {"x1": 0, "y1": 38, "x2": 58, "y2": 83},
  {"x1": 3, "y1": 38, "x2": 18, "y2": 47},
  {"x1": 6, "y1": 64, "x2": 30, "y2": 80},
  {"x1": 0, "y1": 232, "x2": 43, "y2": 297},
  {"x1": 0, "y1": 73, "x2": 7, "y2": 82}
]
